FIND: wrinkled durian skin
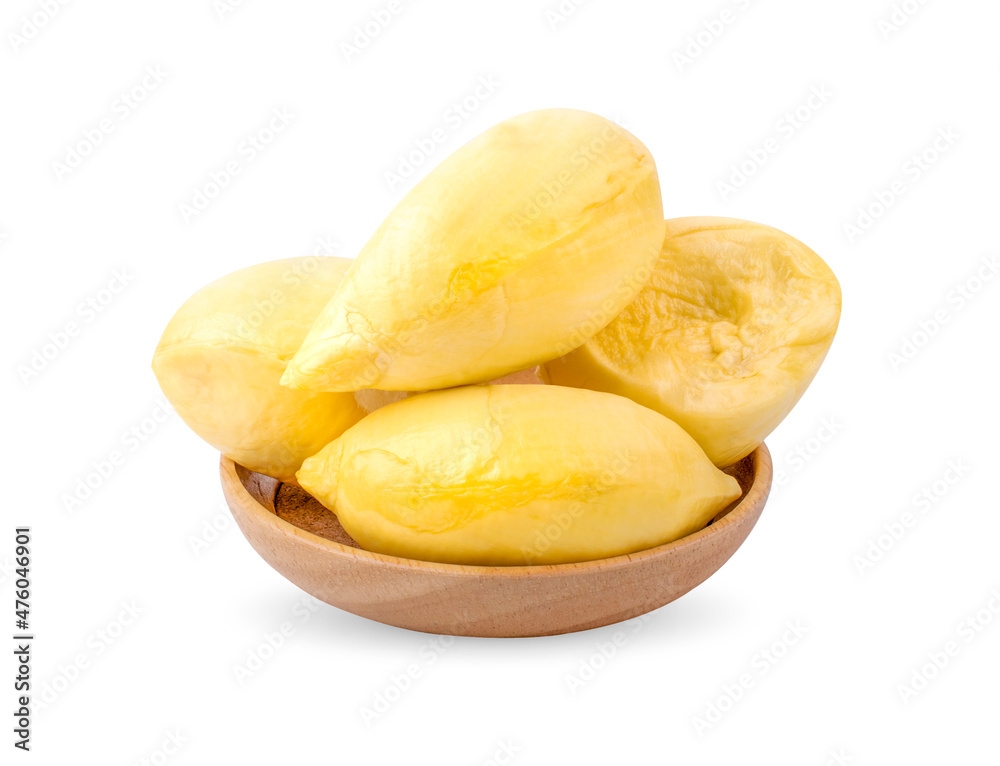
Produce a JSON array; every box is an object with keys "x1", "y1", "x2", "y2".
[
  {"x1": 282, "y1": 109, "x2": 666, "y2": 393},
  {"x1": 297, "y1": 385, "x2": 741, "y2": 566},
  {"x1": 152, "y1": 258, "x2": 367, "y2": 483},
  {"x1": 544, "y1": 217, "x2": 842, "y2": 467}
]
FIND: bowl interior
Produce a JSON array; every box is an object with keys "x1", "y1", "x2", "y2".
[
  {"x1": 224, "y1": 446, "x2": 771, "y2": 636},
  {"x1": 235, "y1": 449, "x2": 761, "y2": 560}
]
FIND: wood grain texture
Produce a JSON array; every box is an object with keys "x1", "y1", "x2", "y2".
[{"x1": 221, "y1": 444, "x2": 772, "y2": 637}]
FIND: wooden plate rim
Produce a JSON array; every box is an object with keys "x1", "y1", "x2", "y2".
[{"x1": 220, "y1": 442, "x2": 772, "y2": 578}]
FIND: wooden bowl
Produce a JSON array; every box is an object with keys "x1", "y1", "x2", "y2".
[{"x1": 221, "y1": 444, "x2": 772, "y2": 637}]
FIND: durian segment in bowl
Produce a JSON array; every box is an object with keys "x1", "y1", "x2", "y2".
[
  {"x1": 297, "y1": 385, "x2": 741, "y2": 566},
  {"x1": 282, "y1": 108, "x2": 666, "y2": 393},
  {"x1": 218, "y1": 444, "x2": 771, "y2": 636},
  {"x1": 544, "y1": 217, "x2": 842, "y2": 467},
  {"x1": 152, "y1": 257, "x2": 367, "y2": 483}
]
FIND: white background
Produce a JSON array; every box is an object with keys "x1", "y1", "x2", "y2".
[{"x1": 3, "y1": 0, "x2": 999, "y2": 763}]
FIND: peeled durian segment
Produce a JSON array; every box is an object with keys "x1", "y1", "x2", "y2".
[
  {"x1": 297, "y1": 385, "x2": 741, "y2": 566},
  {"x1": 282, "y1": 109, "x2": 665, "y2": 393},
  {"x1": 152, "y1": 257, "x2": 367, "y2": 482},
  {"x1": 544, "y1": 217, "x2": 842, "y2": 467}
]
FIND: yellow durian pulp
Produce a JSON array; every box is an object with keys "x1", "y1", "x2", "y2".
[
  {"x1": 282, "y1": 109, "x2": 665, "y2": 393},
  {"x1": 544, "y1": 217, "x2": 842, "y2": 466},
  {"x1": 152, "y1": 257, "x2": 367, "y2": 482},
  {"x1": 297, "y1": 385, "x2": 741, "y2": 565},
  {"x1": 352, "y1": 365, "x2": 547, "y2": 414}
]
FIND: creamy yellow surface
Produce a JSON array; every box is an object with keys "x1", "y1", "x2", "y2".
[
  {"x1": 352, "y1": 365, "x2": 547, "y2": 414},
  {"x1": 282, "y1": 109, "x2": 665, "y2": 393},
  {"x1": 544, "y1": 217, "x2": 842, "y2": 466},
  {"x1": 152, "y1": 257, "x2": 367, "y2": 482},
  {"x1": 297, "y1": 385, "x2": 741, "y2": 565}
]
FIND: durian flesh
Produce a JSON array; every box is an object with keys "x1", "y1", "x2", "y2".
[
  {"x1": 152, "y1": 257, "x2": 367, "y2": 483},
  {"x1": 544, "y1": 217, "x2": 842, "y2": 467},
  {"x1": 282, "y1": 109, "x2": 666, "y2": 393},
  {"x1": 352, "y1": 365, "x2": 547, "y2": 415},
  {"x1": 297, "y1": 385, "x2": 741, "y2": 565}
]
